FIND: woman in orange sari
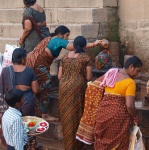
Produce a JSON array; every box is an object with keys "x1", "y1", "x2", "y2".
[{"x1": 94, "y1": 56, "x2": 143, "y2": 150}]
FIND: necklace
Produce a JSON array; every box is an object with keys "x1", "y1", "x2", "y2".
[{"x1": 119, "y1": 71, "x2": 128, "y2": 75}]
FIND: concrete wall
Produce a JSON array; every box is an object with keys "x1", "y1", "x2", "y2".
[{"x1": 118, "y1": 0, "x2": 149, "y2": 71}]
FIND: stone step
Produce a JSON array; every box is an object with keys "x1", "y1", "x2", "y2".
[
  {"x1": 0, "y1": 23, "x2": 100, "y2": 52},
  {"x1": 0, "y1": 0, "x2": 117, "y2": 9},
  {"x1": 0, "y1": 23, "x2": 99, "y2": 39},
  {"x1": 37, "y1": 121, "x2": 63, "y2": 141},
  {"x1": 37, "y1": 137, "x2": 64, "y2": 150},
  {"x1": 0, "y1": 0, "x2": 44, "y2": 8},
  {"x1": 0, "y1": 8, "x2": 107, "y2": 24},
  {"x1": 1, "y1": 0, "x2": 102, "y2": 9},
  {"x1": 0, "y1": 135, "x2": 64, "y2": 150}
]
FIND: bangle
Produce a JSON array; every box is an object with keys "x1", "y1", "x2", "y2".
[{"x1": 91, "y1": 42, "x2": 95, "y2": 48}]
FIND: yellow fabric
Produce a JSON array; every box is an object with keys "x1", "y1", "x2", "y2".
[{"x1": 105, "y1": 78, "x2": 136, "y2": 96}]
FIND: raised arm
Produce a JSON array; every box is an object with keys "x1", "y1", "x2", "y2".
[{"x1": 65, "y1": 40, "x2": 107, "y2": 51}]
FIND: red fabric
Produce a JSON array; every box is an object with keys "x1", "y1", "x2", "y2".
[{"x1": 94, "y1": 94, "x2": 131, "y2": 150}]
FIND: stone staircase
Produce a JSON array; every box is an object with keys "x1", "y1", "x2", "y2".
[
  {"x1": 0, "y1": 0, "x2": 118, "y2": 51},
  {"x1": 0, "y1": 0, "x2": 118, "y2": 149}
]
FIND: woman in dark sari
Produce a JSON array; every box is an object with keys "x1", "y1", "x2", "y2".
[
  {"x1": 19, "y1": 0, "x2": 50, "y2": 53},
  {"x1": 0, "y1": 48, "x2": 39, "y2": 148},
  {"x1": 0, "y1": 48, "x2": 39, "y2": 116}
]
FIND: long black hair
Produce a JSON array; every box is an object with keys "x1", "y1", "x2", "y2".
[
  {"x1": 12, "y1": 48, "x2": 27, "y2": 64},
  {"x1": 73, "y1": 36, "x2": 87, "y2": 53},
  {"x1": 124, "y1": 56, "x2": 143, "y2": 69}
]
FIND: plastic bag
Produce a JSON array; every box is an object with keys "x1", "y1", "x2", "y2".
[
  {"x1": 128, "y1": 126, "x2": 145, "y2": 150},
  {"x1": 2, "y1": 44, "x2": 18, "y2": 68}
]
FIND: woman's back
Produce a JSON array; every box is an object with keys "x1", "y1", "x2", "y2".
[
  {"x1": 105, "y1": 78, "x2": 136, "y2": 96},
  {"x1": 60, "y1": 53, "x2": 92, "y2": 81}
]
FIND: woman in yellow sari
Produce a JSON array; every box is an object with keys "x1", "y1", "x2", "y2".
[{"x1": 94, "y1": 56, "x2": 143, "y2": 150}]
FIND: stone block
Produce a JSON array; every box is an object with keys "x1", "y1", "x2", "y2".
[
  {"x1": 48, "y1": 24, "x2": 99, "y2": 40},
  {"x1": 0, "y1": 23, "x2": 22, "y2": 38},
  {"x1": 0, "y1": 9, "x2": 23, "y2": 23},
  {"x1": 0, "y1": 0, "x2": 44, "y2": 8},
  {"x1": 56, "y1": 8, "x2": 107, "y2": 24},
  {"x1": 45, "y1": 0, "x2": 103, "y2": 8},
  {"x1": 103, "y1": 0, "x2": 117, "y2": 7},
  {"x1": 38, "y1": 122, "x2": 63, "y2": 140},
  {"x1": 0, "y1": 0, "x2": 23, "y2": 8},
  {"x1": 140, "y1": 21, "x2": 149, "y2": 28}
]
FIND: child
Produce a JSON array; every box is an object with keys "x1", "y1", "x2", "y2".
[{"x1": 2, "y1": 89, "x2": 28, "y2": 150}]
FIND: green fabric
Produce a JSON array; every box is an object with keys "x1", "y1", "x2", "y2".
[{"x1": 47, "y1": 37, "x2": 69, "y2": 57}]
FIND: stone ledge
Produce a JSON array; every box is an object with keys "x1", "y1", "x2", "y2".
[{"x1": 45, "y1": 0, "x2": 103, "y2": 8}]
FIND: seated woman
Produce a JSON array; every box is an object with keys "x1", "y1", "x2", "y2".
[{"x1": 26, "y1": 25, "x2": 107, "y2": 121}]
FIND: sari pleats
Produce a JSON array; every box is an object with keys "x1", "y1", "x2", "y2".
[{"x1": 94, "y1": 94, "x2": 131, "y2": 150}]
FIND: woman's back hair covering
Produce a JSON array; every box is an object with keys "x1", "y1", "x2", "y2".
[
  {"x1": 12, "y1": 48, "x2": 27, "y2": 64},
  {"x1": 73, "y1": 36, "x2": 87, "y2": 53}
]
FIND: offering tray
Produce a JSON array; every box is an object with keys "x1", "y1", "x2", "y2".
[{"x1": 22, "y1": 116, "x2": 49, "y2": 136}]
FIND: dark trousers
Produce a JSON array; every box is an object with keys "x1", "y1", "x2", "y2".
[{"x1": 7, "y1": 145, "x2": 27, "y2": 150}]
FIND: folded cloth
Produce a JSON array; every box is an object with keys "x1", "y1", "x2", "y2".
[
  {"x1": 100, "y1": 68, "x2": 119, "y2": 87},
  {"x1": 76, "y1": 80, "x2": 104, "y2": 145}
]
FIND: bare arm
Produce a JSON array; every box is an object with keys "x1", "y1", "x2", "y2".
[
  {"x1": 31, "y1": 80, "x2": 39, "y2": 94},
  {"x1": 86, "y1": 66, "x2": 92, "y2": 81},
  {"x1": 58, "y1": 66, "x2": 62, "y2": 80},
  {"x1": 65, "y1": 40, "x2": 105, "y2": 51},
  {"x1": 126, "y1": 95, "x2": 137, "y2": 118},
  {"x1": 19, "y1": 20, "x2": 32, "y2": 44}
]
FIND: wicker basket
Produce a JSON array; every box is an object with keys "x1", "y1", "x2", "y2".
[{"x1": 22, "y1": 116, "x2": 49, "y2": 136}]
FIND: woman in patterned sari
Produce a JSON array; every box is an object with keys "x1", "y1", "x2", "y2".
[
  {"x1": 26, "y1": 26, "x2": 103, "y2": 121},
  {"x1": 58, "y1": 36, "x2": 94, "y2": 150},
  {"x1": 94, "y1": 56, "x2": 143, "y2": 150}
]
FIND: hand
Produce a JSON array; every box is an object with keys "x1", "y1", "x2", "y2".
[
  {"x1": 19, "y1": 38, "x2": 24, "y2": 45},
  {"x1": 98, "y1": 39, "x2": 109, "y2": 48},
  {"x1": 94, "y1": 40, "x2": 100, "y2": 46}
]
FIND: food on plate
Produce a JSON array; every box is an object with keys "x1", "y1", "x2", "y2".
[
  {"x1": 39, "y1": 121, "x2": 49, "y2": 128},
  {"x1": 36, "y1": 127, "x2": 46, "y2": 133},
  {"x1": 28, "y1": 121, "x2": 37, "y2": 127}
]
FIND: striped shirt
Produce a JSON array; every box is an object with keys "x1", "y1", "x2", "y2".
[{"x1": 2, "y1": 107, "x2": 28, "y2": 150}]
